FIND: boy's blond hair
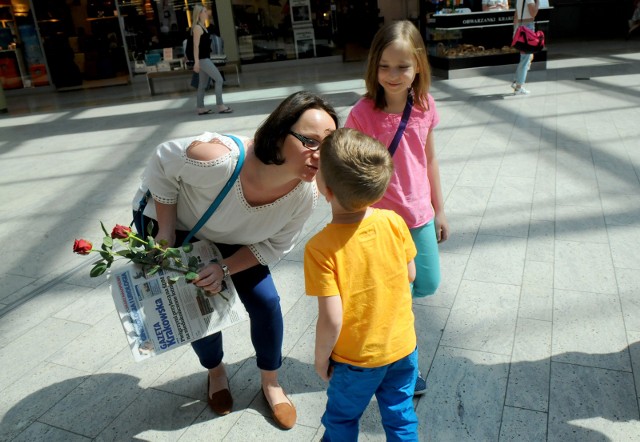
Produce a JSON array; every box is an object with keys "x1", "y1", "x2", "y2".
[{"x1": 319, "y1": 128, "x2": 393, "y2": 211}]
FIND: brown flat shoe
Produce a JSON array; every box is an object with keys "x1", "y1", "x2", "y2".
[
  {"x1": 262, "y1": 388, "x2": 297, "y2": 430},
  {"x1": 208, "y1": 374, "x2": 233, "y2": 415}
]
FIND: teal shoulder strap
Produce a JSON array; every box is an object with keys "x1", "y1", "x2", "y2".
[{"x1": 181, "y1": 134, "x2": 245, "y2": 245}]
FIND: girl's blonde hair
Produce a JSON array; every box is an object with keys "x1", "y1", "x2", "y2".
[
  {"x1": 364, "y1": 20, "x2": 431, "y2": 111},
  {"x1": 192, "y1": 4, "x2": 207, "y2": 28}
]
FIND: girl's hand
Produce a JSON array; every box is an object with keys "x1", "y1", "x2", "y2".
[
  {"x1": 193, "y1": 262, "x2": 226, "y2": 293},
  {"x1": 315, "y1": 358, "x2": 333, "y2": 382},
  {"x1": 193, "y1": 61, "x2": 200, "y2": 73},
  {"x1": 435, "y1": 212, "x2": 450, "y2": 243}
]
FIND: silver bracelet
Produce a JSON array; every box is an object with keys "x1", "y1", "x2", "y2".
[{"x1": 218, "y1": 262, "x2": 230, "y2": 279}]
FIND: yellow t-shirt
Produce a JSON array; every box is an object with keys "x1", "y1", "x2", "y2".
[{"x1": 304, "y1": 209, "x2": 417, "y2": 367}]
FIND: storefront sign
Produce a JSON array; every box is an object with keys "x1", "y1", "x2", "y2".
[
  {"x1": 430, "y1": 8, "x2": 550, "y2": 30},
  {"x1": 461, "y1": 15, "x2": 512, "y2": 25},
  {"x1": 290, "y1": 0, "x2": 312, "y2": 25},
  {"x1": 293, "y1": 26, "x2": 316, "y2": 59}
]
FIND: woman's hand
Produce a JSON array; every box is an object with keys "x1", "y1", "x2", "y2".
[
  {"x1": 154, "y1": 202, "x2": 178, "y2": 247},
  {"x1": 155, "y1": 228, "x2": 176, "y2": 248},
  {"x1": 194, "y1": 262, "x2": 226, "y2": 293},
  {"x1": 193, "y1": 60, "x2": 200, "y2": 73},
  {"x1": 192, "y1": 246, "x2": 258, "y2": 293}
]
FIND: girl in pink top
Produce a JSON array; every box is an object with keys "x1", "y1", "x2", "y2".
[{"x1": 345, "y1": 20, "x2": 450, "y2": 396}]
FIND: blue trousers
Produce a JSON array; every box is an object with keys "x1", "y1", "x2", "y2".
[
  {"x1": 135, "y1": 215, "x2": 283, "y2": 371},
  {"x1": 190, "y1": 242, "x2": 284, "y2": 371},
  {"x1": 410, "y1": 220, "x2": 441, "y2": 297},
  {"x1": 321, "y1": 349, "x2": 419, "y2": 442}
]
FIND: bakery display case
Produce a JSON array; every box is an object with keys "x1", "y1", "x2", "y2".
[{"x1": 425, "y1": 7, "x2": 551, "y2": 79}]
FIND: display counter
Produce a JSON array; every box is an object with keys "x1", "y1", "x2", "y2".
[{"x1": 426, "y1": 7, "x2": 551, "y2": 79}]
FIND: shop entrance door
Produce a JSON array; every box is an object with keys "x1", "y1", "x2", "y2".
[{"x1": 32, "y1": 0, "x2": 129, "y2": 90}]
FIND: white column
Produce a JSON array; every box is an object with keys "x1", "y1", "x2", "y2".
[{"x1": 216, "y1": 0, "x2": 239, "y2": 63}]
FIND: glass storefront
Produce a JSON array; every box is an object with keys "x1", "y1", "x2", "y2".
[
  {"x1": 1, "y1": 0, "x2": 133, "y2": 91},
  {"x1": 118, "y1": 0, "x2": 343, "y2": 69},
  {"x1": 32, "y1": 0, "x2": 130, "y2": 89},
  {"x1": 230, "y1": 0, "x2": 387, "y2": 64},
  {"x1": 0, "y1": 0, "x2": 49, "y2": 89},
  {"x1": 0, "y1": 0, "x2": 623, "y2": 93},
  {"x1": 118, "y1": 0, "x2": 219, "y2": 73},
  {"x1": 232, "y1": 0, "x2": 338, "y2": 64},
  {"x1": 0, "y1": 0, "x2": 378, "y2": 92},
  {"x1": 117, "y1": 0, "x2": 345, "y2": 73}
]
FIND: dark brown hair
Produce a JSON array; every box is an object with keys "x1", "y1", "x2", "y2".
[{"x1": 254, "y1": 91, "x2": 339, "y2": 165}]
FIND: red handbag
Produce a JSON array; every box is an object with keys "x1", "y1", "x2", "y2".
[
  {"x1": 511, "y1": 1, "x2": 545, "y2": 54},
  {"x1": 511, "y1": 25, "x2": 545, "y2": 53}
]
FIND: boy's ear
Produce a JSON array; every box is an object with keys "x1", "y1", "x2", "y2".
[{"x1": 323, "y1": 185, "x2": 334, "y2": 202}]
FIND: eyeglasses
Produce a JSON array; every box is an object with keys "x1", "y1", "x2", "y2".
[{"x1": 289, "y1": 130, "x2": 321, "y2": 151}]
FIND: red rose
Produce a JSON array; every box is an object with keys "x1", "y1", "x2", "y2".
[
  {"x1": 111, "y1": 224, "x2": 132, "y2": 239},
  {"x1": 73, "y1": 239, "x2": 93, "y2": 255}
]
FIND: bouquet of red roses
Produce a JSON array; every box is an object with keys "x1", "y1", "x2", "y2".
[{"x1": 73, "y1": 222, "x2": 199, "y2": 284}]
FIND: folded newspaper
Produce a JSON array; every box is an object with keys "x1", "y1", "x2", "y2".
[{"x1": 109, "y1": 240, "x2": 247, "y2": 361}]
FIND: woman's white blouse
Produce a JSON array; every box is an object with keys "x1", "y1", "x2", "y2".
[{"x1": 133, "y1": 132, "x2": 318, "y2": 265}]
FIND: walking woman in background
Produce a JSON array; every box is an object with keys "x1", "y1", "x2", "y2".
[
  {"x1": 192, "y1": 4, "x2": 232, "y2": 115},
  {"x1": 512, "y1": 0, "x2": 539, "y2": 95}
]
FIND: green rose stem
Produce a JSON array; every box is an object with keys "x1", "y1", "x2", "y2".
[
  {"x1": 74, "y1": 223, "x2": 232, "y2": 301},
  {"x1": 84, "y1": 247, "x2": 195, "y2": 279},
  {"x1": 82, "y1": 222, "x2": 200, "y2": 284}
]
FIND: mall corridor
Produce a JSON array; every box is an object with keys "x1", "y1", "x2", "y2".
[{"x1": 1, "y1": 39, "x2": 639, "y2": 441}]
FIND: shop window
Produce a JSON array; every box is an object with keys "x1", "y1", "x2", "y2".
[
  {"x1": 118, "y1": 1, "x2": 220, "y2": 73},
  {"x1": 232, "y1": 0, "x2": 339, "y2": 64},
  {"x1": 0, "y1": 0, "x2": 49, "y2": 89},
  {"x1": 31, "y1": 0, "x2": 129, "y2": 89}
]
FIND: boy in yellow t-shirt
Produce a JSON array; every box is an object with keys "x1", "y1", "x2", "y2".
[{"x1": 304, "y1": 128, "x2": 419, "y2": 441}]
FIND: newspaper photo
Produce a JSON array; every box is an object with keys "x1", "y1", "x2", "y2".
[{"x1": 109, "y1": 240, "x2": 246, "y2": 361}]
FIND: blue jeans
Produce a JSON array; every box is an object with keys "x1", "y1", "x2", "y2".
[
  {"x1": 410, "y1": 220, "x2": 441, "y2": 297},
  {"x1": 321, "y1": 349, "x2": 419, "y2": 442},
  {"x1": 191, "y1": 243, "x2": 284, "y2": 371},
  {"x1": 514, "y1": 23, "x2": 535, "y2": 86}
]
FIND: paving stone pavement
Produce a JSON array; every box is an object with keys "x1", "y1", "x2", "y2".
[{"x1": 1, "y1": 39, "x2": 639, "y2": 441}]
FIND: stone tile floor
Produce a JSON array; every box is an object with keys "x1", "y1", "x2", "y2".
[{"x1": 1, "y1": 39, "x2": 639, "y2": 440}]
